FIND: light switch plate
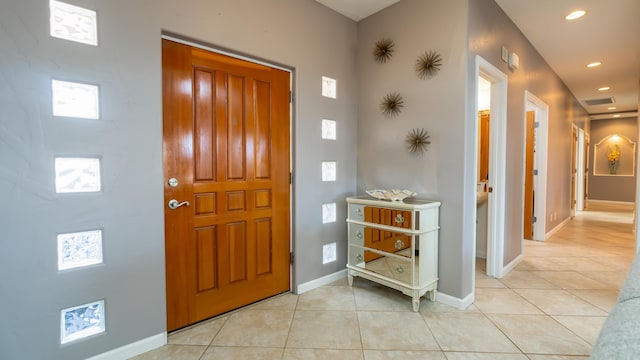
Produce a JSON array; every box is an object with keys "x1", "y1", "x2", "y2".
[
  {"x1": 501, "y1": 46, "x2": 508, "y2": 62},
  {"x1": 508, "y1": 52, "x2": 520, "y2": 69}
]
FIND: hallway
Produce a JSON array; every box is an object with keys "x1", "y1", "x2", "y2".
[{"x1": 133, "y1": 202, "x2": 636, "y2": 359}]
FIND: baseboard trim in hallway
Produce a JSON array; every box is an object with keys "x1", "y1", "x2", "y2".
[
  {"x1": 296, "y1": 269, "x2": 347, "y2": 294},
  {"x1": 545, "y1": 217, "x2": 570, "y2": 240},
  {"x1": 436, "y1": 290, "x2": 474, "y2": 310},
  {"x1": 86, "y1": 332, "x2": 166, "y2": 360},
  {"x1": 588, "y1": 199, "x2": 635, "y2": 206}
]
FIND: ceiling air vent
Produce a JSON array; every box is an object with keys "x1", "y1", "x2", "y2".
[{"x1": 584, "y1": 97, "x2": 615, "y2": 106}]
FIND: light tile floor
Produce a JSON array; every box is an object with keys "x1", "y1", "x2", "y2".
[{"x1": 132, "y1": 202, "x2": 635, "y2": 359}]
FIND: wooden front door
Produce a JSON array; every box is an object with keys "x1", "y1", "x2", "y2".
[
  {"x1": 162, "y1": 39, "x2": 291, "y2": 331},
  {"x1": 523, "y1": 111, "x2": 535, "y2": 239}
]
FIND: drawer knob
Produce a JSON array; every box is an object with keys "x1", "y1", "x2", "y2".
[
  {"x1": 394, "y1": 239, "x2": 405, "y2": 249},
  {"x1": 395, "y1": 266, "x2": 404, "y2": 274},
  {"x1": 356, "y1": 254, "x2": 363, "y2": 262},
  {"x1": 395, "y1": 214, "x2": 405, "y2": 224},
  {"x1": 356, "y1": 231, "x2": 363, "y2": 240}
]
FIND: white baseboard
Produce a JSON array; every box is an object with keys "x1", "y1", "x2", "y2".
[
  {"x1": 296, "y1": 269, "x2": 347, "y2": 294},
  {"x1": 545, "y1": 217, "x2": 570, "y2": 240},
  {"x1": 86, "y1": 332, "x2": 166, "y2": 360},
  {"x1": 587, "y1": 199, "x2": 635, "y2": 206},
  {"x1": 499, "y1": 253, "x2": 523, "y2": 278},
  {"x1": 436, "y1": 291, "x2": 474, "y2": 310}
]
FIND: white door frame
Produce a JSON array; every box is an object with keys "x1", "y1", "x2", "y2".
[
  {"x1": 524, "y1": 91, "x2": 549, "y2": 241},
  {"x1": 475, "y1": 56, "x2": 508, "y2": 278},
  {"x1": 571, "y1": 124, "x2": 579, "y2": 218},
  {"x1": 576, "y1": 128, "x2": 586, "y2": 211}
]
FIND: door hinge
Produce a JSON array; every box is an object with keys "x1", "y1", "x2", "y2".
[
  {"x1": 290, "y1": 172, "x2": 293, "y2": 184},
  {"x1": 533, "y1": 169, "x2": 538, "y2": 175},
  {"x1": 534, "y1": 122, "x2": 540, "y2": 128},
  {"x1": 289, "y1": 91, "x2": 293, "y2": 103},
  {"x1": 532, "y1": 216, "x2": 537, "y2": 223},
  {"x1": 290, "y1": 252, "x2": 294, "y2": 265}
]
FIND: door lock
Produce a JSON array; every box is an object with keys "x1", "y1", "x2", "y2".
[{"x1": 168, "y1": 199, "x2": 190, "y2": 210}]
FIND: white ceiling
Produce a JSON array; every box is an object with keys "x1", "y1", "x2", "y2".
[
  {"x1": 316, "y1": 0, "x2": 640, "y2": 120},
  {"x1": 315, "y1": 0, "x2": 400, "y2": 21}
]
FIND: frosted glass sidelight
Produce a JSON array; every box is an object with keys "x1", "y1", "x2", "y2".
[
  {"x1": 321, "y1": 76, "x2": 337, "y2": 99},
  {"x1": 321, "y1": 119, "x2": 337, "y2": 140},
  {"x1": 60, "y1": 300, "x2": 105, "y2": 344},
  {"x1": 50, "y1": 0, "x2": 98, "y2": 46},
  {"x1": 52, "y1": 80, "x2": 100, "y2": 119},
  {"x1": 57, "y1": 230, "x2": 103, "y2": 271},
  {"x1": 322, "y1": 161, "x2": 337, "y2": 182},
  {"x1": 322, "y1": 202, "x2": 337, "y2": 224},
  {"x1": 55, "y1": 157, "x2": 101, "y2": 193}
]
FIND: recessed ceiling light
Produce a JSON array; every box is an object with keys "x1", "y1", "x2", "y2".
[
  {"x1": 608, "y1": 107, "x2": 617, "y2": 110},
  {"x1": 598, "y1": 86, "x2": 611, "y2": 91},
  {"x1": 587, "y1": 62, "x2": 602, "y2": 68},
  {"x1": 565, "y1": 10, "x2": 586, "y2": 20}
]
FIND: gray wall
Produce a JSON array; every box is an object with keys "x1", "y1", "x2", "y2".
[
  {"x1": 0, "y1": 0, "x2": 600, "y2": 357},
  {"x1": 357, "y1": 0, "x2": 471, "y2": 298},
  {"x1": 467, "y1": 0, "x2": 590, "y2": 266},
  {"x1": 588, "y1": 117, "x2": 638, "y2": 202},
  {"x1": 0, "y1": 0, "x2": 358, "y2": 359}
]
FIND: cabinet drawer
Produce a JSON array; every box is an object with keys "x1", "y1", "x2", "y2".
[
  {"x1": 349, "y1": 224, "x2": 365, "y2": 246},
  {"x1": 349, "y1": 204, "x2": 365, "y2": 221},
  {"x1": 350, "y1": 246, "x2": 412, "y2": 285},
  {"x1": 364, "y1": 206, "x2": 412, "y2": 229},
  {"x1": 364, "y1": 228, "x2": 411, "y2": 261}
]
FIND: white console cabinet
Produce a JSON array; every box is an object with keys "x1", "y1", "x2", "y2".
[{"x1": 346, "y1": 196, "x2": 440, "y2": 311}]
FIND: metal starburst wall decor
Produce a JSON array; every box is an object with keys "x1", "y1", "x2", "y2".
[
  {"x1": 415, "y1": 50, "x2": 443, "y2": 79},
  {"x1": 373, "y1": 38, "x2": 395, "y2": 63},
  {"x1": 406, "y1": 128, "x2": 431, "y2": 154},
  {"x1": 381, "y1": 92, "x2": 404, "y2": 118}
]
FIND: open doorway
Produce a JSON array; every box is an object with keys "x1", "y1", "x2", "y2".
[{"x1": 474, "y1": 56, "x2": 508, "y2": 279}]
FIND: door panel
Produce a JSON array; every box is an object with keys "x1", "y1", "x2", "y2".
[
  {"x1": 163, "y1": 39, "x2": 290, "y2": 331},
  {"x1": 479, "y1": 111, "x2": 490, "y2": 181},
  {"x1": 523, "y1": 111, "x2": 535, "y2": 239}
]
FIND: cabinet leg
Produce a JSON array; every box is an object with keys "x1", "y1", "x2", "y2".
[
  {"x1": 412, "y1": 298, "x2": 420, "y2": 312},
  {"x1": 429, "y1": 289, "x2": 437, "y2": 302},
  {"x1": 347, "y1": 274, "x2": 353, "y2": 287}
]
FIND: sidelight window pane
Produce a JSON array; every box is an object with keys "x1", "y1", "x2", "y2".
[
  {"x1": 322, "y1": 76, "x2": 337, "y2": 99},
  {"x1": 322, "y1": 202, "x2": 337, "y2": 224},
  {"x1": 321, "y1": 119, "x2": 337, "y2": 140},
  {"x1": 60, "y1": 300, "x2": 105, "y2": 344},
  {"x1": 55, "y1": 157, "x2": 101, "y2": 193},
  {"x1": 57, "y1": 230, "x2": 103, "y2": 271},
  {"x1": 52, "y1": 80, "x2": 100, "y2": 120},
  {"x1": 50, "y1": 0, "x2": 98, "y2": 46},
  {"x1": 322, "y1": 161, "x2": 337, "y2": 182}
]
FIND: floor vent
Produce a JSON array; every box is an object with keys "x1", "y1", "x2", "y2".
[{"x1": 584, "y1": 97, "x2": 615, "y2": 106}]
